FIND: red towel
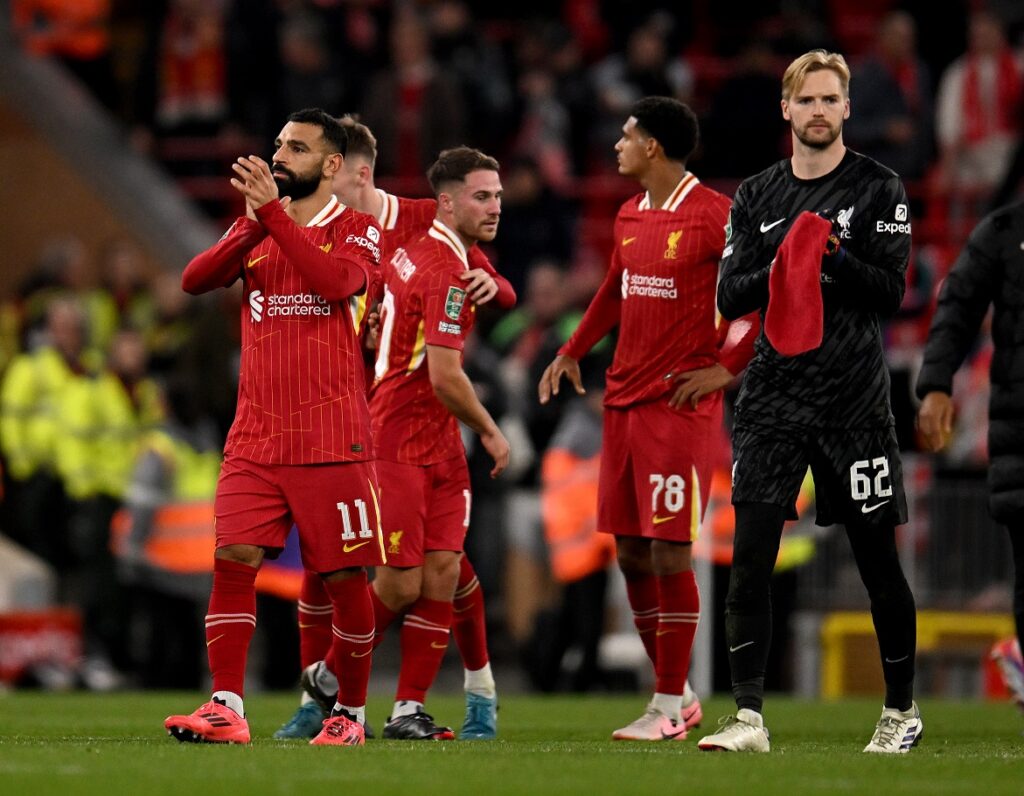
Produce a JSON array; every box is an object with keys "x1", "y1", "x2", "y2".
[{"x1": 765, "y1": 211, "x2": 831, "y2": 356}]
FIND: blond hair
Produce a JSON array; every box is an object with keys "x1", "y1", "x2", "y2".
[{"x1": 781, "y1": 50, "x2": 850, "y2": 99}]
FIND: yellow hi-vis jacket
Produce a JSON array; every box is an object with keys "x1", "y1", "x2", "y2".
[
  {"x1": 93, "y1": 373, "x2": 163, "y2": 499},
  {"x1": 110, "y1": 428, "x2": 221, "y2": 574},
  {"x1": 0, "y1": 347, "x2": 85, "y2": 481},
  {"x1": 57, "y1": 371, "x2": 163, "y2": 500}
]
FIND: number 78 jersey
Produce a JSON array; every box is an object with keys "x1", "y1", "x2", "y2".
[
  {"x1": 369, "y1": 220, "x2": 477, "y2": 466},
  {"x1": 561, "y1": 174, "x2": 736, "y2": 407}
]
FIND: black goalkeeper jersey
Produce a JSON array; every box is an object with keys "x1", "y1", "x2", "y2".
[{"x1": 718, "y1": 148, "x2": 910, "y2": 432}]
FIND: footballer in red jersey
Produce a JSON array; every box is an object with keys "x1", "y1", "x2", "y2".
[
  {"x1": 165, "y1": 109, "x2": 382, "y2": 748},
  {"x1": 276, "y1": 121, "x2": 510, "y2": 743},
  {"x1": 370, "y1": 146, "x2": 512, "y2": 741},
  {"x1": 539, "y1": 97, "x2": 758, "y2": 742}
]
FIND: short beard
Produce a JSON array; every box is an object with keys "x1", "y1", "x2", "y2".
[
  {"x1": 273, "y1": 169, "x2": 321, "y2": 201},
  {"x1": 794, "y1": 121, "x2": 842, "y2": 150}
]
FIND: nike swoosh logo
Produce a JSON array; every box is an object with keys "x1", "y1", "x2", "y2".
[
  {"x1": 884, "y1": 655, "x2": 909, "y2": 663},
  {"x1": 861, "y1": 501, "x2": 889, "y2": 514},
  {"x1": 247, "y1": 254, "x2": 269, "y2": 268},
  {"x1": 453, "y1": 604, "x2": 474, "y2": 613},
  {"x1": 661, "y1": 728, "x2": 685, "y2": 740},
  {"x1": 729, "y1": 641, "x2": 755, "y2": 652},
  {"x1": 298, "y1": 623, "x2": 319, "y2": 629},
  {"x1": 430, "y1": 641, "x2": 448, "y2": 650},
  {"x1": 343, "y1": 540, "x2": 372, "y2": 553},
  {"x1": 206, "y1": 634, "x2": 225, "y2": 647},
  {"x1": 622, "y1": 236, "x2": 637, "y2": 246},
  {"x1": 759, "y1": 218, "x2": 785, "y2": 233},
  {"x1": 350, "y1": 649, "x2": 372, "y2": 658},
  {"x1": 320, "y1": 243, "x2": 333, "y2": 253},
  {"x1": 652, "y1": 515, "x2": 677, "y2": 525},
  {"x1": 656, "y1": 629, "x2": 675, "y2": 637}
]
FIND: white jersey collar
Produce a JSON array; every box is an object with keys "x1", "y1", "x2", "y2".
[
  {"x1": 309, "y1": 195, "x2": 345, "y2": 227},
  {"x1": 638, "y1": 173, "x2": 699, "y2": 212},
  {"x1": 375, "y1": 188, "x2": 400, "y2": 230},
  {"x1": 427, "y1": 219, "x2": 469, "y2": 267}
]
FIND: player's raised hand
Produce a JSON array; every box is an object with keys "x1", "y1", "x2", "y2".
[
  {"x1": 670, "y1": 363, "x2": 733, "y2": 409},
  {"x1": 459, "y1": 269, "x2": 499, "y2": 304},
  {"x1": 480, "y1": 426, "x2": 510, "y2": 478},
  {"x1": 917, "y1": 391, "x2": 955, "y2": 452},
  {"x1": 538, "y1": 354, "x2": 584, "y2": 405},
  {"x1": 230, "y1": 155, "x2": 280, "y2": 209}
]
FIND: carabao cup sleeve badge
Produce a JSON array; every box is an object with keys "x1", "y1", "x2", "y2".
[{"x1": 445, "y1": 286, "x2": 467, "y2": 319}]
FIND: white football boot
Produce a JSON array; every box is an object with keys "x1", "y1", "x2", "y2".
[
  {"x1": 863, "y1": 702, "x2": 923, "y2": 753},
  {"x1": 697, "y1": 708, "x2": 770, "y2": 752}
]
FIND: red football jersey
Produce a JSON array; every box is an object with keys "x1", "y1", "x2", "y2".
[
  {"x1": 374, "y1": 189, "x2": 437, "y2": 259},
  {"x1": 183, "y1": 195, "x2": 383, "y2": 464},
  {"x1": 561, "y1": 174, "x2": 740, "y2": 408},
  {"x1": 369, "y1": 219, "x2": 479, "y2": 465},
  {"x1": 352, "y1": 191, "x2": 437, "y2": 316}
]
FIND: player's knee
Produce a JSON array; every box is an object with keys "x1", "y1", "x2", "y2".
[
  {"x1": 375, "y1": 569, "x2": 421, "y2": 611},
  {"x1": 725, "y1": 561, "x2": 771, "y2": 613},
  {"x1": 650, "y1": 539, "x2": 692, "y2": 575},
  {"x1": 866, "y1": 575, "x2": 914, "y2": 610},
  {"x1": 616, "y1": 548, "x2": 649, "y2": 579},
  {"x1": 382, "y1": 582, "x2": 418, "y2": 612},
  {"x1": 215, "y1": 544, "x2": 264, "y2": 568},
  {"x1": 423, "y1": 552, "x2": 461, "y2": 600},
  {"x1": 615, "y1": 536, "x2": 651, "y2": 578}
]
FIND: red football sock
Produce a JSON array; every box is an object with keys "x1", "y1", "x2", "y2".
[
  {"x1": 452, "y1": 556, "x2": 489, "y2": 670},
  {"x1": 371, "y1": 584, "x2": 401, "y2": 650},
  {"x1": 654, "y1": 570, "x2": 700, "y2": 696},
  {"x1": 298, "y1": 570, "x2": 333, "y2": 668},
  {"x1": 325, "y1": 572, "x2": 375, "y2": 709},
  {"x1": 206, "y1": 558, "x2": 258, "y2": 696},
  {"x1": 625, "y1": 573, "x2": 659, "y2": 666},
  {"x1": 322, "y1": 577, "x2": 392, "y2": 674},
  {"x1": 395, "y1": 597, "x2": 453, "y2": 704}
]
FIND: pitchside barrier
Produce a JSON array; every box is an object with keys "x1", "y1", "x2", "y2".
[
  {"x1": 819, "y1": 610, "x2": 1015, "y2": 699},
  {"x1": 795, "y1": 462, "x2": 1016, "y2": 698}
]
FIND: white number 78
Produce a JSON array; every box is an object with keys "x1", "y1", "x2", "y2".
[{"x1": 650, "y1": 473, "x2": 686, "y2": 513}]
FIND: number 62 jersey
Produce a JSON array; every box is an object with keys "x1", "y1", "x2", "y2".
[{"x1": 717, "y1": 149, "x2": 911, "y2": 432}]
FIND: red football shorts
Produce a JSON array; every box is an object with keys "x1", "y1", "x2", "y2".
[
  {"x1": 598, "y1": 394, "x2": 721, "y2": 542},
  {"x1": 214, "y1": 455, "x2": 386, "y2": 572},
  {"x1": 376, "y1": 455, "x2": 472, "y2": 567}
]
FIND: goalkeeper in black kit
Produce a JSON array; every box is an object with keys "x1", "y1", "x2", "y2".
[{"x1": 697, "y1": 50, "x2": 921, "y2": 754}]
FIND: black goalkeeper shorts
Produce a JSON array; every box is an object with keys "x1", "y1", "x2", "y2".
[{"x1": 730, "y1": 424, "x2": 908, "y2": 528}]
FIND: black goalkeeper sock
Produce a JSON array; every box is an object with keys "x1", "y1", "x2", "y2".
[
  {"x1": 725, "y1": 503, "x2": 787, "y2": 714},
  {"x1": 845, "y1": 520, "x2": 916, "y2": 711},
  {"x1": 726, "y1": 612, "x2": 773, "y2": 713}
]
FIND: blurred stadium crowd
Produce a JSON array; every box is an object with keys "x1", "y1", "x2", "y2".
[{"x1": 2, "y1": 0, "x2": 1023, "y2": 695}]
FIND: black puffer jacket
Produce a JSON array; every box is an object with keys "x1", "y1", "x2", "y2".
[{"x1": 916, "y1": 200, "x2": 1024, "y2": 522}]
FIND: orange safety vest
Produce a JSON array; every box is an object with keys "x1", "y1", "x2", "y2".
[
  {"x1": 541, "y1": 448, "x2": 616, "y2": 583},
  {"x1": 695, "y1": 467, "x2": 816, "y2": 570},
  {"x1": 110, "y1": 502, "x2": 214, "y2": 574},
  {"x1": 693, "y1": 469, "x2": 738, "y2": 566},
  {"x1": 109, "y1": 503, "x2": 301, "y2": 600}
]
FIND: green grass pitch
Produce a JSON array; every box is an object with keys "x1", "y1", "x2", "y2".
[{"x1": 1, "y1": 692, "x2": 1023, "y2": 795}]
